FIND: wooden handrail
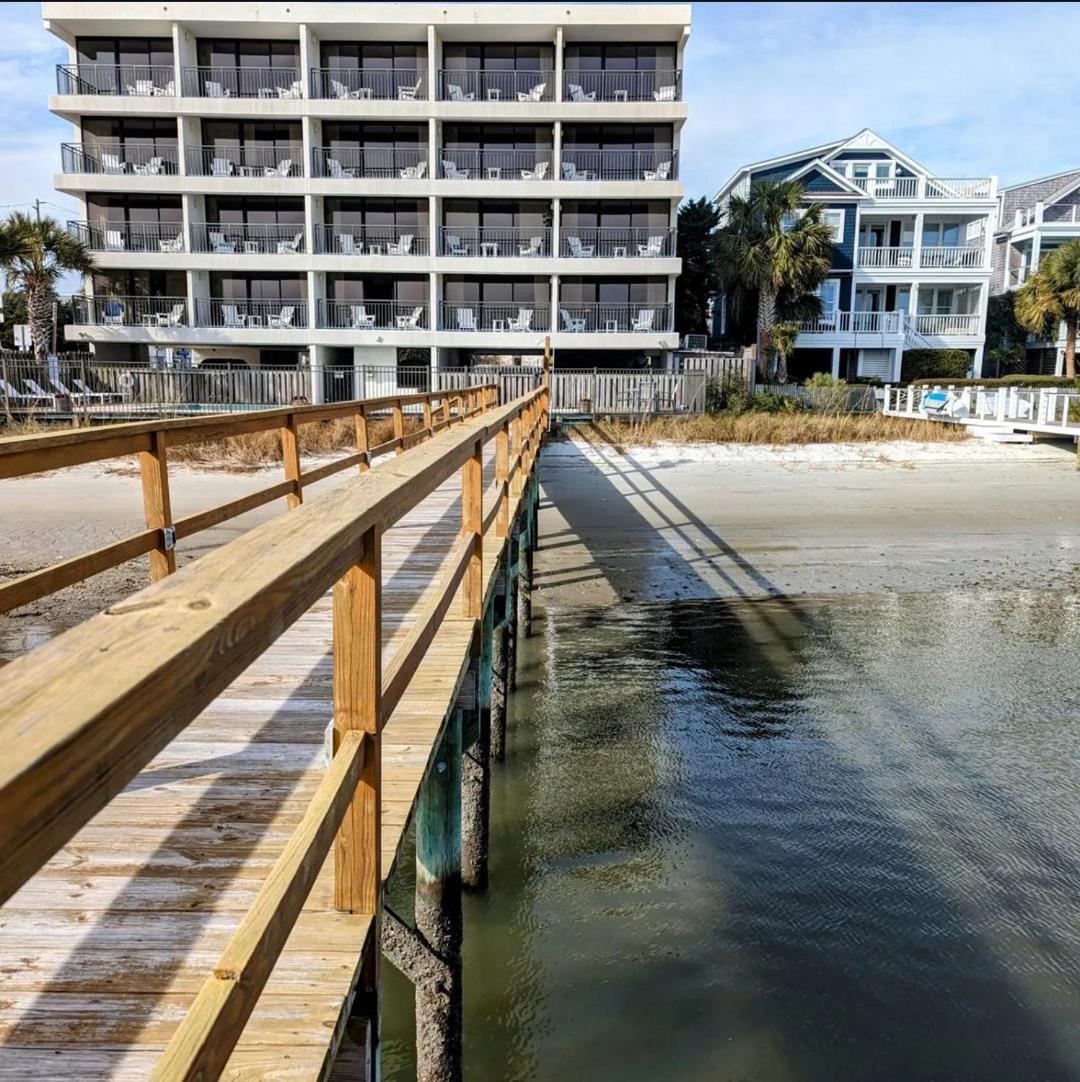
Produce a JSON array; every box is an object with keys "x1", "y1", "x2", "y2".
[{"x1": 0, "y1": 385, "x2": 495, "y2": 614}]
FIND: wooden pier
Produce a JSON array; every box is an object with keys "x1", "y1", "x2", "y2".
[{"x1": 0, "y1": 379, "x2": 547, "y2": 1079}]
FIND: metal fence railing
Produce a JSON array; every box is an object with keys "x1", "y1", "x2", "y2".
[
  {"x1": 439, "y1": 69, "x2": 554, "y2": 102},
  {"x1": 563, "y1": 69, "x2": 682, "y2": 103},
  {"x1": 311, "y1": 67, "x2": 427, "y2": 101},
  {"x1": 560, "y1": 149, "x2": 677, "y2": 182},
  {"x1": 559, "y1": 226, "x2": 675, "y2": 259},
  {"x1": 550, "y1": 369, "x2": 705, "y2": 416},
  {"x1": 56, "y1": 63, "x2": 176, "y2": 96},
  {"x1": 191, "y1": 222, "x2": 306, "y2": 255},
  {"x1": 68, "y1": 220, "x2": 185, "y2": 253},
  {"x1": 185, "y1": 144, "x2": 303, "y2": 178},
  {"x1": 180, "y1": 66, "x2": 302, "y2": 99},
  {"x1": 315, "y1": 224, "x2": 429, "y2": 256},
  {"x1": 61, "y1": 141, "x2": 180, "y2": 176},
  {"x1": 316, "y1": 300, "x2": 429, "y2": 331},
  {"x1": 555, "y1": 303, "x2": 674, "y2": 334},
  {"x1": 312, "y1": 146, "x2": 428, "y2": 180},
  {"x1": 438, "y1": 226, "x2": 551, "y2": 258},
  {"x1": 438, "y1": 149, "x2": 553, "y2": 181}
]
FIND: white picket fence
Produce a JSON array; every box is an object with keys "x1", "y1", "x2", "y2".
[{"x1": 883, "y1": 383, "x2": 1080, "y2": 436}]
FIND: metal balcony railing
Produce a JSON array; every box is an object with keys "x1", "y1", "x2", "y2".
[
  {"x1": 560, "y1": 149, "x2": 677, "y2": 182},
  {"x1": 70, "y1": 295, "x2": 188, "y2": 326},
  {"x1": 312, "y1": 146, "x2": 428, "y2": 179},
  {"x1": 310, "y1": 67, "x2": 427, "y2": 101},
  {"x1": 563, "y1": 69, "x2": 682, "y2": 103},
  {"x1": 555, "y1": 302, "x2": 673, "y2": 334},
  {"x1": 439, "y1": 226, "x2": 551, "y2": 258},
  {"x1": 919, "y1": 245, "x2": 985, "y2": 269},
  {"x1": 193, "y1": 298, "x2": 308, "y2": 329},
  {"x1": 191, "y1": 222, "x2": 306, "y2": 255},
  {"x1": 68, "y1": 220, "x2": 185, "y2": 253},
  {"x1": 180, "y1": 66, "x2": 302, "y2": 99},
  {"x1": 61, "y1": 141, "x2": 179, "y2": 176},
  {"x1": 440, "y1": 303, "x2": 551, "y2": 332},
  {"x1": 438, "y1": 149, "x2": 553, "y2": 180},
  {"x1": 316, "y1": 300, "x2": 429, "y2": 330},
  {"x1": 559, "y1": 226, "x2": 675, "y2": 258},
  {"x1": 314, "y1": 224, "x2": 428, "y2": 255},
  {"x1": 438, "y1": 69, "x2": 554, "y2": 102},
  {"x1": 56, "y1": 63, "x2": 176, "y2": 96},
  {"x1": 185, "y1": 145, "x2": 303, "y2": 178}
]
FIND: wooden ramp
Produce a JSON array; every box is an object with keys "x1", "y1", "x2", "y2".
[{"x1": 0, "y1": 388, "x2": 544, "y2": 1079}]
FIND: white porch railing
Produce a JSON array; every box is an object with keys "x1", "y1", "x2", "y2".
[
  {"x1": 850, "y1": 177, "x2": 918, "y2": 198},
  {"x1": 850, "y1": 176, "x2": 993, "y2": 200},
  {"x1": 857, "y1": 246, "x2": 915, "y2": 268},
  {"x1": 919, "y1": 245, "x2": 985, "y2": 269},
  {"x1": 925, "y1": 177, "x2": 994, "y2": 199},
  {"x1": 797, "y1": 311, "x2": 903, "y2": 334},
  {"x1": 911, "y1": 313, "x2": 981, "y2": 335},
  {"x1": 884, "y1": 384, "x2": 1080, "y2": 434}
]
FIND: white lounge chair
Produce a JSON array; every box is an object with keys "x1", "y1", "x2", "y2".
[
  {"x1": 159, "y1": 235, "x2": 183, "y2": 253},
  {"x1": 562, "y1": 162, "x2": 580, "y2": 181},
  {"x1": 23, "y1": 378, "x2": 58, "y2": 405},
  {"x1": 399, "y1": 161, "x2": 426, "y2": 179},
  {"x1": 164, "y1": 302, "x2": 185, "y2": 326},
  {"x1": 519, "y1": 236, "x2": 543, "y2": 257},
  {"x1": 396, "y1": 306, "x2": 423, "y2": 330},
  {"x1": 455, "y1": 308, "x2": 478, "y2": 331},
  {"x1": 446, "y1": 84, "x2": 475, "y2": 103},
  {"x1": 337, "y1": 234, "x2": 358, "y2": 255},
  {"x1": 269, "y1": 306, "x2": 296, "y2": 329},
  {"x1": 101, "y1": 152, "x2": 125, "y2": 175},
  {"x1": 508, "y1": 308, "x2": 533, "y2": 332},
  {"x1": 101, "y1": 300, "x2": 125, "y2": 325},
  {"x1": 105, "y1": 229, "x2": 125, "y2": 251},
  {"x1": 567, "y1": 83, "x2": 596, "y2": 103},
  {"x1": 156, "y1": 81, "x2": 175, "y2": 96},
  {"x1": 560, "y1": 308, "x2": 586, "y2": 332},
  {"x1": 205, "y1": 81, "x2": 231, "y2": 99},
  {"x1": 520, "y1": 161, "x2": 549, "y2": 180},
  {"x1": 446, "y1": 234, "x2": 469, "y2": 256},
  {"x1": 652, "y1": 84, "x2": 677, "y2": 102},
  {"x1": 73, "y1": 377, "x2": 119, "y2": 401},
  {"x1": 567, "y1": 236, "x2": 594, "y2": 258},
  {"x1": 134, "y1": 156, "x2": 164, "y2": 176},
  {"x1": 277, "y1": 81, "x2": 303, "y2": 99},
  {"x1": 643, "y1": 160, "x2": 672, "y2": 181},
  {"x1": 330, "y1": 79, "x2": 356, "y2": 100},
  {"x1": 350, "y1": 305, "x2": 376, "y2": 329},
  {"x1": 277, "y1": 232, "x2": 303, "y2": 254},
  {"x1": 517, "y1": 82, "x2": 546, "y2": 102},
  {"x1": 326, "y1": 158, "x2": 355, "y2": 179},
  {"x1": 211, "y1": 157, "x2": 234, "y2": 177},
  {"x1": 265, "y1": 159, "x2": 293, "y2": 178},
  {"x1": 209, "y1": 231, "x2": 235, "y2": 254},
  {"x1": 222, "y1": 304, "x2": 245, "y2": 328},
  {"x1": 397, "y1": 79, "x2": 422, "y2": 101},
  {"x1": 442, "y1": 159, "x2": 470, "y2": 180},
  {"x1": 388, "y1": 234, "x2": 414, "y2": 255},
  {"x1": 632, "y1": 308, "x2": 655, "y2": 332},
  {"x1": 0, "y1": 378, "x2": 41, "y2": 402},
  {"x1": 638, "y1": 235, "x2": 664, "y2": 257}
]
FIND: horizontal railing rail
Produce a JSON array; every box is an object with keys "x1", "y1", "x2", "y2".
[
  {"x1": 315, "y1": 223, "x2": 429, "y2": 255},
  {"x1": 563, "y1": 69, "x2": 682, "y2": 103},
  {"x1": 313, "y1": 145, "x2": 428, "y2": 179},
  {"x1": 68, "y1": 220, "x2": 185, "y2": 253},
  {"x1": 560, "y1": 149, "x2": 677, "y2": 182},
  {"x1": 797, "y1": 311, "x2": 904, "y2": 334},
  {"x1": 180, "y1": 65, "x2": 302, "y2": 99},
  {"x1": 1041, "y1": 204, "x2": 1080, "y2": 224},
  {"x1": 311, "y1": 66, "x2": 427, "y2": 101},
  {"x1": 438, "y1": 226, "x2": 551, "y2": 257},
  {"x1": 191, "y1": 221, "x2": 306, "y2": 254},
  {"x1": 317, "y1": 299, "x2": 430, "y2": 330},
  {"x1": 61, "y1": 141, "x2": 179, "y2": 176},
  {"x1": 555, "y1": 302, "x2": 674, "y2": 333},
  {"x1": 925, "y1": 177, "x2": 994, "y2": 199},
  {"x1": 70, "y1": 295, "x2": 188, "y2": 326},
  {"x1": 559, "y1": 226, "x2": 675, "y2": 258},
  {"x1": 850, "y1": 176, "x2": 919, "y2": 198},
  {"x1": 438, "y1": 148, "x2": 553, "y2": 180},
  {"x1": 56, "y1": 62, "x2": 176, "y2": 96},
  {"x1": 193, "y1": 297, "x2": 308, "y2": 329},
  {"x1": 919, "y1": 245, "x2": 985, "y2": 268},
  {"x1": 851, "y1": 176, "x2": 994, "y2": 200},
  {"x1": 439, "y1": 69, "x2": 554, "y2": 102},
  {"x1": 884, "y1": 383, "x2": 1080, "y2": 432},
  {"x1": 856, "y1": 246, "x2": 915, "y2": 268},
  {"x1": 440, "y1": 302, "x2": 551, "y2": 332},
  {"x1": 185, "y1": 144, "x2": 303, "y2": 178},
  {"x1": 912, "y1": 313, "x2": 981, "y2": 335}
]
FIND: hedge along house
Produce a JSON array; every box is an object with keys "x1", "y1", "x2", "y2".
[{"x1": 714, "y1": 129, "x2": 997, "y2": 383}]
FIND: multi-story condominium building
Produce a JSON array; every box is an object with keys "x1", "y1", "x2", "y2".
[
  {"x1": 43, "y1": 2, "x2": 688, "y2": 398},
  {"x1": 992, "y1": 167, "x2": 1080, "y2": 374},
  {"x1": 714, "y1": 129, "x2": 997, "y2": 382}
]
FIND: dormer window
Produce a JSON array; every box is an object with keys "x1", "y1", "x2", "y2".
[{"x1": 844, "y1": 161, "x2": 894, "y2": 180}]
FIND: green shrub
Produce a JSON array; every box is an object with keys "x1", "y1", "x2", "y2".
[
  {"x1": 705, "y1": 373, "x2": 752, "y2": 414},
  {"x1": 804, "y1": 372, "x2": 843, "y2": 388},
  {"x1": 803, "y1": 371, "x2": 848, "y2": 412},
  {"x1": 749, "y1": 389, "x2": 803, "y2": 413},
  {"x1": 900, "y1": 349, "x2": 973, "y2": 382}
]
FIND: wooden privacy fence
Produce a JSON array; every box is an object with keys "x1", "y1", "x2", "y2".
[
  {"x1": 0, "y1": 382, "x2": 549, "y2": 1079},
  {"x1": 0, "y1": 383, "x2": 498, "y2": 615},
  {"x1": 674, "y1": 350, "x2": 755, "y2": 389},
  {"x1": 549, "y1": 368, "x2": 707, "y2": 416}
]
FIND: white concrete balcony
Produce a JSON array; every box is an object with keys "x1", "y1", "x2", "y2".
[
  {"x1": 56, "y1": 63, "x2": 176, "y2": 97},
  {"x1": 856, "y1": 245, "x2": 985, "y2": 270},
  {"x1": 70, "y1": 295, "x2": 188, "y2": 327},
  {"x1": 61, "y1": 141, "x2": 179, "y2": 176},
  {"x1": 185, "y1": 145, "x2": 303, "y2": 178},
  {"x1": 191, "y1": 223, "x2": 305, "y2": 255},
  {"x1": 563, "y1": 70, "x2": 682, "y2": 103},
  {"x1": 556, "y1": 303, "x2": 673, "y2": 334},
  {"x1": 180, "y1": 66, "x2": 302, "y2": 99},
  {"x1": 438, "y1": 226, "x2": 551, "y2": 258},
  {"x1": 312, "y1": 146, "x2": 428, "y2": 180},
  {"x1": 439, "y1": 302, "x2": 551, "y2": 333},
  {"x1": 317, "y1": 300, "x2": 429, "y2": 331},
  {"x1": 315, "y1": 224, "x2": 428, "y2": 256},
  {"x1": 851, "y1": 176, "x2": 994, "y2": 200},
  {"x1": 438, "y1": 70, "x2": 554, "y2": 103},
  {"x1": 559, "y1": 226, "x2": 676, "y2": 259},
  {"x1": 193, "y1": 298, "x2": 308, "y2": 330},
  {"x1": 438, "y1": 149, "x2": 553, "y2": 181},
  {"x1": 311, "y1": 67, "x2": 427, "y2": 101},
  {"x1": 560, "y1": 149, "x2": 676, "y2": 182},
  {"x1": 68, "y1": 220, "x2": 184, "y2": 253}
]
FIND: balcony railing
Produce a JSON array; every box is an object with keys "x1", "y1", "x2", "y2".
[
  {"x1": 180, "y1": 66, "x2": 302, "y2": 99},
  {"x1": 856, "y1": 246, "x2": 915, "y2": 268},
  {"x1": 317, "y1": 300, "x2": 429, "y2": 330},
  {"x1": 560, "y1": 149, "x2": 676, "y2": 182},
  {"x1": 56, "y1": 63, "x2": 176, "y2": 96},
  {"x1": 850, "y1": 177, "x2": 919, "y2": 199},
  {"x1": 1039, "y1": 204, "x2": 1080, "y2": 225},
  {"x1": 439, "y1": 69, "x2": 554, "y2": 102},
  {"x1": 185, "y1": 145, "x2": 303, "y2": 178},
  {"x1": 70, "y1": 295, "x2": 188, "y2": 327},
  {"x1": 925, "y1": 178, "x2": 993, "y2": 200},
  {"x1": 193, "y1": 298, "x2": 308, "y2": 329},
  {"x1": 68, "y1": 220, "x2": 185, "y2": 253},
  {"x1": 310, "y1": 67, "x2": 427, "y2": 101},
  {"x1": 555, "y1": 303, "x2": 673, "y2": 334},
  {"x1": 440, "y1": 303, "x2": 551, "y2": 332},
  {"x1": 438, "y1": 226, "x2": 550, "y2": 258},
  {"x1": 315, "y1": 224, "x2": 429, "y2": 255},
  {"x1": 913, "y1": 313, "x2": 981, "y2": 335},
  {"x1": 191, "y1": 222, "x2": 306, "y2": 255},
  {"x1": 312, "y1": 146, "x2": 428, "y2": 179},
  {"x1": 919, "y1": 245, "x2": 985, "y2": 269},
  {"x1": 438, "y1": 149, "x2": 553, "y2": 181},
  {"x1": 563, "y1": 70, "x2": 682, "y2": 103},
  {"x1": 61, "y1": 142, "x2": 179, "y2": 176},
  {"x1": 850, "y1": 176, "x2": 994, "y2": 200},
  {"x1": 559, "y1": 226, "x2": 675, "y2": 258},
  {"x1": 797, "y1": 311, "x2": 903, "y2": 334}
]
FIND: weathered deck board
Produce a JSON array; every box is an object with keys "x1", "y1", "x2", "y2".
[{"x1": 0, "y1": 441, "x2": 516, "y2": 1078}]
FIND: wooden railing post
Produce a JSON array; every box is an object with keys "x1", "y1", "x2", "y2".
[
  {"x1": 281, "y1": 412, "x2": 302, "y2": 509},
  {"x1": 510, "y1": 413, "x2": 523, "y2": 502},
  {"x1": 355, "y1": 404, "x2": 370, "y2": 472},
  {"x1": 442, "y1": 396, "x2": 451, "y2": 429},
  {"x1": 462, "y1": 438, "x2": 483, "y2": 619},
  {"x1": 138, "y1": 429, "x2": 176, "y2": 581},
  {"x1": 495, "y1": 422, "x2": 509, "y2": 538},
  {"x1": 393, "y1": 398, "x2": 405, "y2": 455},
  {"x1": 422, "y1": 396, "x2": 433, "y2": 440}
]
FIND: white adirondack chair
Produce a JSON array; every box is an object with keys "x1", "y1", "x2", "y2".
[
  {"x1": 637, "y1": 235, "x2": 664, "y2": 257},
  {"x1": 205, "y1": 81, "x2": 231, "y2": 99},
  {"x1": 165, "y1": 303, "x2": 185, "y2": 326},
  {"x1": 652, "y1": 84, "x2": 677, "y2": 102},
  {"x1": 222, "y1": 304, "x2": 245, "y2": 328},
  {"x1": 632, "y1": 309, "x2": 655, "y2": 332},
  {"x1": 101, "y1": 152, "x2": 125, "y2": 174},
  {"x1": 442, "y1": 160, "x2": 470, "y2": 180},
  {"x1": 105, "y1": 229, "x2": 125, "y2": 251},
  {"x1": 388, "y1": 234, "x2": 414, "y2": 256},
  {"x1": 446, "y1": 84, "x2": 474, "y2": 103},
  {"x1": 326, "y1": 158, "x2": 355, "y2": 179},
  {"x1": 209, "y1": 231, "x2": 235, "y2": 254},
  {"x1": 519, "y1": 236, "x2": 543, "y2": 257},
  {"x1": 455, "y1": 308, "x2": 478, "y2": 331},
  {"x1": 211, "y1": 157, "x2": 234, "y2": 177},
  {"x1": 643, "y1": 160, "x2": 672, "y2": 181},
  {"x1": 269, "y1": 306, "x2": 296, "y2": 329},
  {"x1": 277, "y1": 232, "x2": 304, "y2": 254},
  {"x1": 446, "y1": 234, "x2": 469, "y2": 256},
  {"x1": 265, "y1": 159, "x2": 293, "y2": 178},
  {"x1": 337, "y1": 234, "x2": 358, "y2": 255},
  {"x1": 567, "y1": 83, "x2": 596, "y2": 103},
  {"x1": 520, "y1": 161, "x2": 549, "y2": 181},
  {"x1": 508, "y1": 308, "x2": 533, "y2": 332},
  {"x1": 517, "y1": 82, "x2": 546, "y2": 102},
  {"x1": 397, "y1": 80, "x2": 423, "y2": 101},
  {"x1": 560, "y1": 308, "x2": 586, "y2": 332},
  {"x1": 396, "y1": 306, "x2": 424, "y2": 330},
  {"x1": 567, "y1": 236, "x2": 594, "y2": 258},
  {"x1": 351, "y1": 305, "x2": 376, "y2": 329}
]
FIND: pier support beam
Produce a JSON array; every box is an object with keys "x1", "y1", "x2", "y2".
[
  {"x1": 506, "y1": 540, "x2": 519, "y2": 692},
  {"x1": 519, "y1": 506, "x2": 534, "y2": 640},
  {"x1": 490, "y1": 572, "x2": 509, "y2": 763},
  {"x1": 461, "y1": 622, "x2": 491, "y2": 890}
]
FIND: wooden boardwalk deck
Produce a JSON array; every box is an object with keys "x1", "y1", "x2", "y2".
[{"x1": 0, "y1": 435, "x2": 514, "y2": 1079}]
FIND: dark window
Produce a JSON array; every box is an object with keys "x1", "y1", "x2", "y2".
[
  {"x1": 442, "y1": 43, "x2": 553, "y2": 72},
  {"x1": 196, "y1": 39, "x2": 299, "y2": 69},
  {"x1": 320, "y1": 42, "x2": 426, "y2": 69},
  {"x1": 77, "y1": 37, "x2": 173, "y2": 67},
  {"x1": 563, "y1": 43, "x2": 676, "y2": 73},
  {"x1": 208, "y1": 274, "x2": 307, "y2": 301}
]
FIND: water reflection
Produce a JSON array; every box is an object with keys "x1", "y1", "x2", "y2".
[{"x1": 383, "y1": 590, "x2": 1080, "y2": 1080}]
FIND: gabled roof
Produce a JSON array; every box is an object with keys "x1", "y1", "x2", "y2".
[
  {"x1": 786, "y1": 158, "x2": 867, "y2": 199},
  {"x1": 1000, "y1": 166, "x2": 1080, "y2": 193},
  {"x1": 1043, "y1": 174, "x2": 1080, "y2": 207}
]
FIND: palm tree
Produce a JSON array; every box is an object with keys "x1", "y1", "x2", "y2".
[
  {"x1": 1014, "y1": 239, "x2": 1080, "y2": 378},
  {"x1": 0, "y1": 212, "x2": 95, "y2": 359},
  {"x1": 767, "y1": 322, "x2": 800, "y2": 383},
  {"x1": 715, "y1": 179, "x2": 835, "y2": 376}
]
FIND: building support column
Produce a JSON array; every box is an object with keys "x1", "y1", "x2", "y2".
[{"x1": 830, "y1": 345, "x2": 841, "y2": 379}]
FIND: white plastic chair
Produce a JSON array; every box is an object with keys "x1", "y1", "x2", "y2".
[
  {"x1": 519, "y1": 236, "x2": 543, "y2": 257},
  {"x1": 517, "y1": 82, "x2": 546, "y2": 102},
  {"x1": 447, "y1": 84, "x2": 475, "y2": 103},
  {"x1": 351, "y1": 305, "x2": 376, "y2": 329},
  {"x1": 277, "y1": 81, "x2": 303, "y2": 99},
  {"x1": 222, "y1": 304, "x2": 245, "y2": 328},
  {"x1": 389, "y1": 234, "x2": 414, "y2": 255},
  {"x1": 101, "y1": 152, "x2": 125, "y2": 174},
  {"x1": 561, "y1": 162, "x2": 580, "y2": 181},
  {"x1": 337, "y1": 234, "x2": 358, "y2": 255},
  {"x1": 442, "y1": 160, "x2": 470, "y2": 180},
  {"x1": 165, "y1": 303, "x2": 185, "y2": 326},
  {"x1": 508, "y1": 308, "x2": 533, "y2": 332},
  {"x1": 205, "y1": 81, "x2": 231, "y2": 99},
  {"x1": 567, "y1": 84, "x2": 596, "y2": 103},
  {"x1": 209, "y1": 231, "x2": 235, "y2": 254},
  {"x1": 396, "y1": 306, "x2": 423, "y2": 330},
  {"x1": 105, "y1": 229, "x2": 125, "y2": 251},
  {"x1": 567, "y1": 236, "x2": 594, "y2": 258},
  {"x1": 277, "y1": 232, "x2": 303, "y2": 254},
  {"x1": 638, "y1": 235, "x2": 664, "y2": 257},
  {"x1": 211, "y1": 157, "x2": 234, "y2": 177},
  {"x1": 266, "y1": 159, "x2": 293, "y2": 178},
  {"x1": 643, "y1": 160, "x2": 672, "y2": 181},
  {"x1": 327, "y1": 158, "x2": 355, "y2": 179},
  {"x1": 446, "y1": 234, "x2": 469, "y2": 256},
  {"x1": 560, "y1": 308, "x2": 586, "y2": 332},
  {"x1": 330, "y1": 79, "x2": 353, "y2": 100},
  {"x1": 456, "y1": 308, "x2": 478, "y2": 331},
  {"x1": 397, "y1": 80, "x2": 422, "y2": 101},
  {"x1": 269, "y1": 306, "x2": 295, "y2": 329},
  {"x1": 632, "y1": 309, "x2": 655, "y2": 332},
  {"x1": 653, "y1": 85, "x2": 677, "y2": 102},
  {"x1": 521, "y1": 161, "x2": 549, "y2": 181}
]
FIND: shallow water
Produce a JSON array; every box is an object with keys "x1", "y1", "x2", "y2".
[{"x1": 382, "y1": 591, "x2": 1080, "y2": 1081}]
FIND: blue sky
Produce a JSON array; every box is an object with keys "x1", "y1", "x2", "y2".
[{"x1": 3, "y1": 0, "x2": 1080, "y2": 222}]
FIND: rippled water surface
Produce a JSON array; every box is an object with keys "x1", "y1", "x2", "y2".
[{"x1": 383, "y1": 592, "x2": 1080, "y2": 1080}]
